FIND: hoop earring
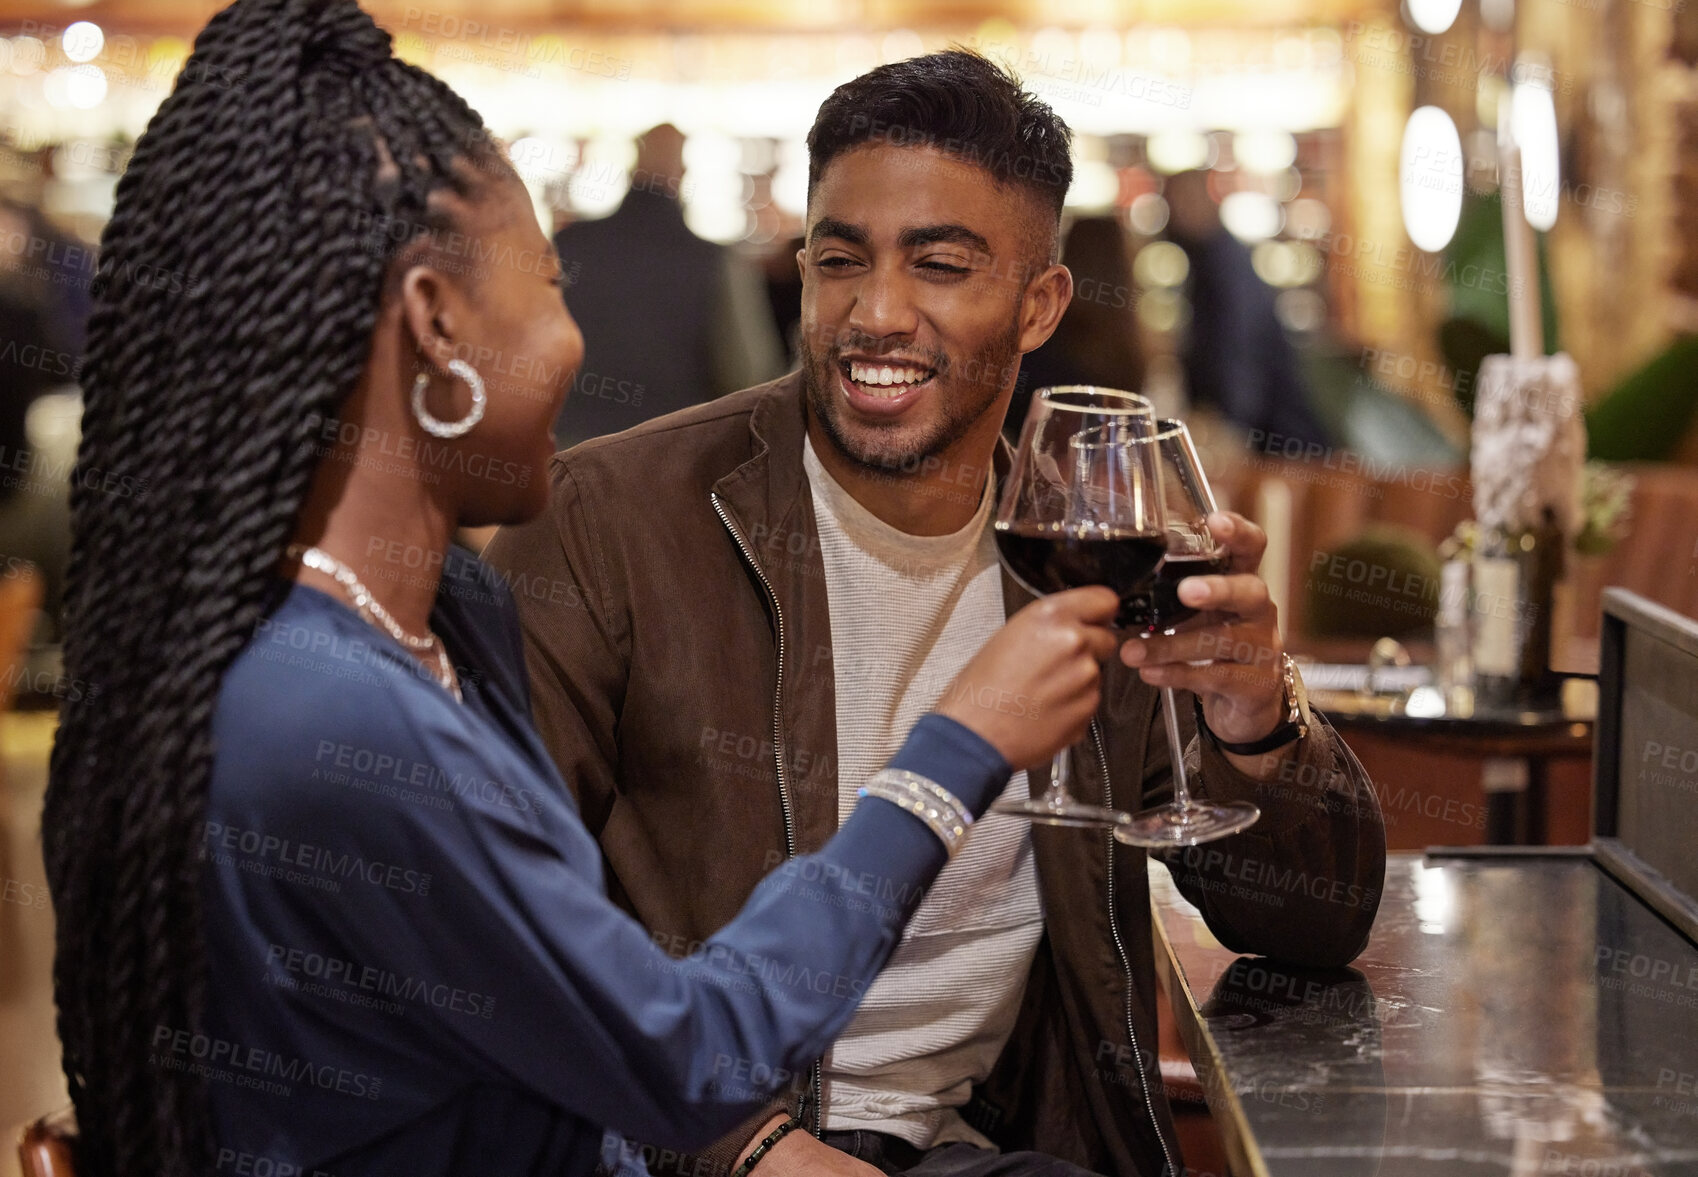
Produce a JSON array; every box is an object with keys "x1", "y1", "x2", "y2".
[{"x1": 412, "y1": 359, "x2": 487, "y2": 439}]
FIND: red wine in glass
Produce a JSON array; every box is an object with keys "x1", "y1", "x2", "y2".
[
  {"x1": 991, "y1": 384, "x2": 1158, "y2": 828},
  {"x1": 994, "y1": 523, "x2": 1166, "y2": 622},
  {"x1": 1122, "y1": 549, "x2": 1233, "y2": 634},
  {"x1": 1113, "y1": 419, "x2": 1261, "y2": 847}
]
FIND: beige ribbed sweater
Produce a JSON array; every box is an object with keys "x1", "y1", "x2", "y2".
[{"x1": 803, "y1": 437, "x2": 1044, "y2": 1149}]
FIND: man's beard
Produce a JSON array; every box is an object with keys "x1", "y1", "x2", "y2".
[{"x1": 801, "y1": 318, "x2": 1022, "y2": 477}]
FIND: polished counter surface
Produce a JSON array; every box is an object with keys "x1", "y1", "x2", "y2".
[{"x1": 1151, "y1": 852, "x2": 1698, "y2": 1176}]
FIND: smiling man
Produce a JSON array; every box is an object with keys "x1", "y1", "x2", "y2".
[{"x1": 486, "y1": 50, "x2": 1385, "y2": 1177}]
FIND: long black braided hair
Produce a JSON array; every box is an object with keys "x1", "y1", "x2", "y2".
[{"x1": 41, "y1": 3, "x2": 502, "y2": 1173}]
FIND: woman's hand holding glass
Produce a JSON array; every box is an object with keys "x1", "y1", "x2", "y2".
[{"x1": 935, "y1": 585, "x2": 1122, "y2": 770}]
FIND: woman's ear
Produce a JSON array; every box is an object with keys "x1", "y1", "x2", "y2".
[{"x1": 399, "y1": 263, "x2": 460, "y2": 373}]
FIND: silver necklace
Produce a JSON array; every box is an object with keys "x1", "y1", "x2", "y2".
[{"x1": 286, "y1": 544, "x2": 461, "y2": 703}]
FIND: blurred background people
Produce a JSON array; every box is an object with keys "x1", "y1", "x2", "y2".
[
  {"x1": 552, "y1": 123, "x2": 784, "y2": 447},
  {"x1": 762, "y1": 229, "x2": 807, "y2": 364},
  {"x1": 1164, "y1": 168, "x2": 1331, "y2": 449},
  {"x1": 1009, "y1": 214, "x2": 1146, "y2": 436},
  {"x1": 0, "y1": 198, "x2": 84, "y2": 649},
  {"x1": 0, "y1": 204, "x2": 62, "y2": 474},
  {"x1": 0, "y1": 193, "x2": 91, "y2": 362}
]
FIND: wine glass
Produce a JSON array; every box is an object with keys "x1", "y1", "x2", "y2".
[
  {"x1": 1114, "y1": 419, "x2": 1261, "y2": 847},
  {"x1": 992, "y1": 386, "x2": 1156, "y2": 827}
]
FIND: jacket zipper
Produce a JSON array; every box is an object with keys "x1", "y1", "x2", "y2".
[
  {"x1": 710, "y1": 494, "x2": 825, "y2": 1135},
  {"x1": 1093, "y1": 720, "x2": 1179, "y2": 1177}
]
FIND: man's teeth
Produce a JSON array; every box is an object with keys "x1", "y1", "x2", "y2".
[{"x1": 847, "y1": 361, "x2": 932, "y2": 389}]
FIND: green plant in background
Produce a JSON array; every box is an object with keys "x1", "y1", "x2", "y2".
[
  {"x1": 1305, "y1": 525, "x2": 1443, "y2": 639},
  {"x1": 1574, "y1": 461, "x2": 1635, "y2": 556},
  {"x1": 1585, "y1": 335, "x2": 1698, "y2": 462}
]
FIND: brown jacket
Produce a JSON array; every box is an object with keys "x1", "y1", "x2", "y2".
[{"x1": 484, "y1": 374, "x2": 1386, "y2": 1177}]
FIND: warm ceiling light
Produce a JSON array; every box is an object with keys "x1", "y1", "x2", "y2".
[
  {"x1": 1133, "y1": 241, "x2": 1189, "y2": 289},
  {"x1": 1066, "y1": 161, "x2": 1120, "y2": 211},
  {"x1": 1481, "y1": 0, "x2": 1515, "y2": 31},
  {"x1": 1400, "y1": 105, "x2": 1463, "y2": 252},
  {"x1": 62, "y1": 21, "x2": 102, "y2": 63},
  {"x1": 67, "y1": 63, "x2": 106, "y2": 108},
  {"x1": 1220, "y1": 191, "x2": 1283, "y2": 241},
  {"x1": 1511, "y1": 78, "x2": 1560, "y2": 231},
  {"x1": 1128, "y1": 192, "x2": 1169, "y2": 236},
  {"x1": 1233, "y1": 129, "x2": 1297, "y2": 175},
  {"x1": 1146, "y1": 131, "x2": 1210, "y2": 175},
  {"x1": 1406, "y1": 0, "x2": 1463, "y2": 35}
]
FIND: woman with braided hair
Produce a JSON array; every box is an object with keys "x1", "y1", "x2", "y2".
[{"x1": 40, "y1": 2, "x2": 1121, "y2": 1174}]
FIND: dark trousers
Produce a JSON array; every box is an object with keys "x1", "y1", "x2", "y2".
[{"x1": 820, "y1": 1131, "x2": 1104, "y2": 1177}]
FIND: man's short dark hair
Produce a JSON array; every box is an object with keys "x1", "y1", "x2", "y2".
[{"x1": 806, "y1": 49, "x2": 1073, "y2": 255}]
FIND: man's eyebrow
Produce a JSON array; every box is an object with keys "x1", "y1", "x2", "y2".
[
  {"x1": 809, "y1": 217, "x2": 869, "y2": 245},
  {"x1": 898, "y1": 224, "x2": 991, "y2": 254}
]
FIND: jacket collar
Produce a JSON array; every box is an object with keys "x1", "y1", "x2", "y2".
[
  {"x1": 709, "y1": 371, "x2": 813, "y2": 559},
  {"x1": 714, "y1": 377, "x2": 1037, "y2": 625}
]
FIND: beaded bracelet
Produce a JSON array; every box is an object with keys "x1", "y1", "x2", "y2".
[
  {"x1": 857, "y1": 768, "x2": 974, "y2": 858},
  {"x1": 730, "y1": 1116, "x2": 801, "y2": 1177}
]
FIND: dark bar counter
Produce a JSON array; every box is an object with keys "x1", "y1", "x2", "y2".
[{"x1": 1151, "y1": 852, "x2": 1698, "y2": 1176}]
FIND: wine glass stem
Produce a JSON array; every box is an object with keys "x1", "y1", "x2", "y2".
[
  {"x1": 1161, "y1": 686, "x2": 1194, "y2": 809},
  {"x1": 1040, "y1": 747, "x2": 1073, "y2": 810}
]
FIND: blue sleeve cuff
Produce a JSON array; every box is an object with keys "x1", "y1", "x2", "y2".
[{"x1": 885, "y1": 713, "x2": 1012, "y2": 817}]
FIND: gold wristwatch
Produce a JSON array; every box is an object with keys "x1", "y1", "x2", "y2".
[{"x1": 1199, "y1": 653, "x2": 1311, "y2": 755}]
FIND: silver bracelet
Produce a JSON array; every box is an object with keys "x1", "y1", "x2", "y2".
[
  {"x1": 857, "y1": 769, "x2": 974, "y2": 859},
  {"x1": 866, "y1": 769, "x2": 973, "y2": 827}
]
